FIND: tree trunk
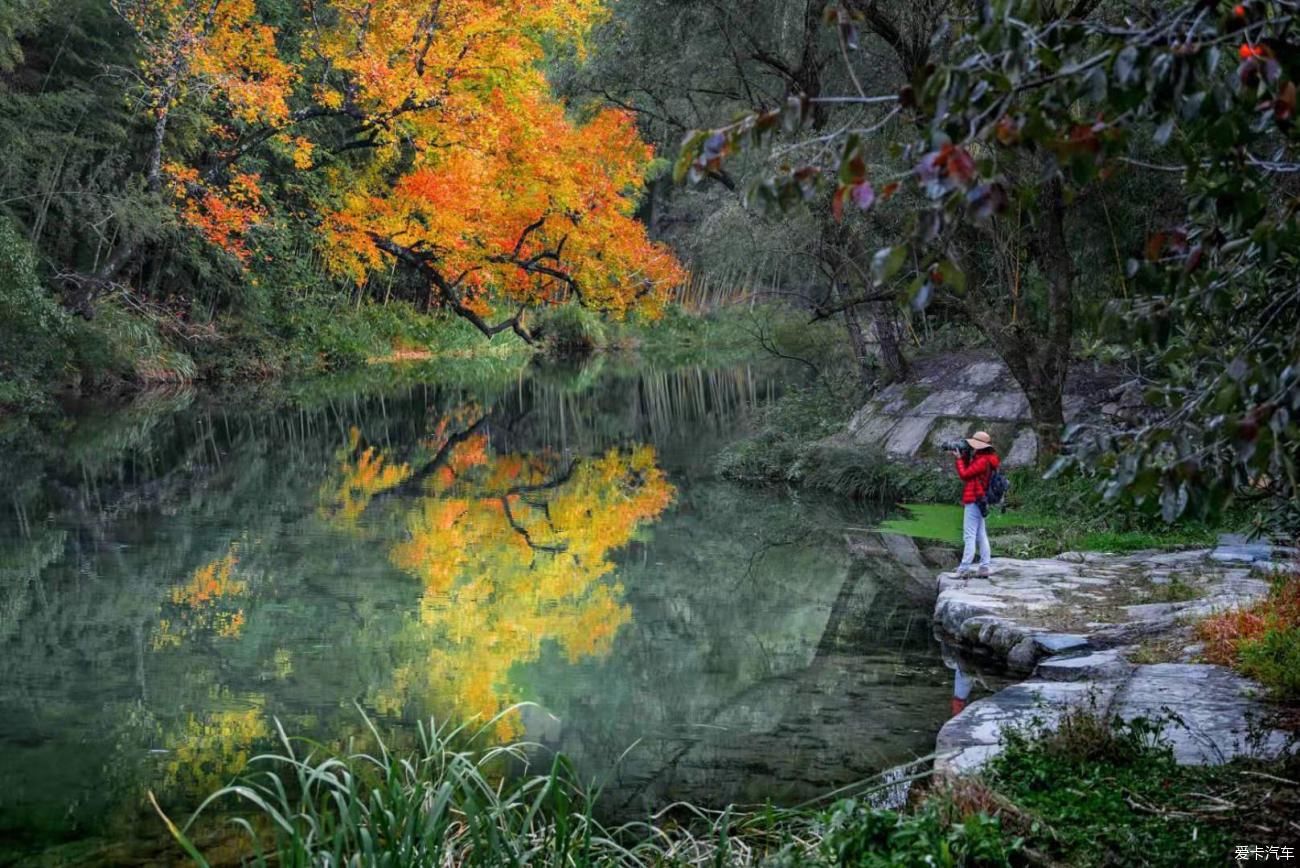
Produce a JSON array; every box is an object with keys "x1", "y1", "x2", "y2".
[
  {"x1": 870, "y1": 299, "x2": 909, "y2": 382},
  {"x1": 961, "y1": 170, "x2": 1074, "y2": 464},
  {"x1": 146, "y1": 95, "x2": 172, "y2": 194},
  {"x1": 1025, "y1": 174, "x2": 1074, "y2": 461},
  {"x1": 1022, "y1": 368, "x2": 1065, "y2": 459},
  {"x1": 830, "y1": 280, "x2": 876, "y2": 388}
]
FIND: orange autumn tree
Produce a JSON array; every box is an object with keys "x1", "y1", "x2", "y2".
[
  {"x1": 109, "y1": 0, "x2": 683, "y2": 335},
  {"x1": 320, "y1": 412, "x2": 674, "y2": 738}
]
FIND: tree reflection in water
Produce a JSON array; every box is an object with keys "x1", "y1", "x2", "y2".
[
  {"x1": 0, "y1": 363, "x2": 956, "y2": 861},
  {"x1": 321, "y1": 411, "x2": 674, "y2": 739}
]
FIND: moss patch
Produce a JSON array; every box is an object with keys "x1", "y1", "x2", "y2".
[{"x1": 877, "y1": 502, "x2": 1057, "y2": 545}]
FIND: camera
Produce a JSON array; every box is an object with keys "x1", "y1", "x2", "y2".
[{"x1": 940, "y1": 438, "x2": 974, "y2": 463}]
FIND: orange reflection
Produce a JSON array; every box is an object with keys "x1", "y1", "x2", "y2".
[{"x1": 324, "y1": 415, "x2": 673, "y2": 738}]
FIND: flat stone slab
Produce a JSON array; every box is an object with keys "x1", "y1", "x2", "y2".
[
  {"x1": 934, "y1": 548, "x2": 1271, "y2": 674},
  {"x1": 958, "y1": 361, "x2": 1006, "y2": 387},
  {"x1": 977, "y1": 391, "x2": 1030, "y2": 421},
  {"x1": 935, "y1": 662, "x2": 1294, "y2": 775},
  {"x1": 1003, "y1": 430, "x2": 1038, "y2": 467},
  {"x1": 1035, "y1": 648, "x2": 1134, "y2": 682},
  {"x1": 1113, "y1": 664, "x2": 1295, "y2": 764},
  {"x1": 884, "y1": 416, "x2": 934, "y2": 457},
  {"x1": 932, "y1": 544, "x2": 1296, "y2": 778},
  {"x1": 913, "y1": 389, "x2": 978, "y2": 417},
  {"x1": 829, "y1": 353, "x2": 1116, "y2": 460}
]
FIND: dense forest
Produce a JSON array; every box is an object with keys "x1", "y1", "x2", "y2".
[{"x1": 2, "y1": 0, "x2": 1296, "y2": 529}]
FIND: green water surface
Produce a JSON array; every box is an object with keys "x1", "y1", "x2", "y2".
[{"x1": 0, "y1": 361, "x2": 955, "y2": 865}]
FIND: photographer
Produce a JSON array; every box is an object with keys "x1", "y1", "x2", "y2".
[{"x1": 950, "y1": 431, "x2": 1000, "y2": 577}]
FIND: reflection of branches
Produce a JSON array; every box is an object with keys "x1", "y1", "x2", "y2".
[
  {"x1": 374, "y1": 415, "x2": 491, "y2": 503},
  {"x1": 497, "y1": 459, "x2": 579, "y2": 553},
  {"x1": 505, "y1": 461, "x2": 577, "y2": 497},
  {"x1": 733, "y1": 533, "x2": 805, "y2": 589},
  {"x1": 499, "y1": 496, "x2": 566, "y2": 554},
  {"x1": 743, "y1": 321, "x2": 820, "y2": 377}
]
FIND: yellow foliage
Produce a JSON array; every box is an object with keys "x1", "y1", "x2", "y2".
[
  {"x1": 152, "y1": 549, "x2": 250, "y2": 648},
  {"x1": 160, "y1": 695, "x2": 270, "y2": 795},
  {"x1": 114, "y1": 0, "x2": 683, "y2": 315},
  {"x1": 321, "y1": 413, "x2": 674, "y2": 739},
  {"x1": 320, "y1": 426, "x2": 413, "y2": 525}
]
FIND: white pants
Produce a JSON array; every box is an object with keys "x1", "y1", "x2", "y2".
[{"x1": 959, "y1": 502, "x2": 990, "y2": 570}]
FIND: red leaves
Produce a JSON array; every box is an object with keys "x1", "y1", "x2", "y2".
[
  {"x1": 1237, "y1": 42, "x2": 1281, "y2": 89},
  {"x1": 915, "y1": 143, "x2": 978, "y2": 193},
  {"x1": 995, "y1": 115, "x2": 1021, "y2": 146},
  {"x1": 1275, "y1": 80, "x2": 1296, "y2": 121},
  {"x1": 1196, "y1": 573, "x2": 1300, "y2": 667},
  {"x1": 941, "y1": 144, "x2": 976, "y2": 184},
  {"x1": 831, "y1": 181, "x2": 874, "y2": 222},
  {"x1": 1144, "y1": 228, "x2": 1189, "y2": 262},
  {"x1": 1065, "y1": 122, "x2": 1104, "y2": 155}
]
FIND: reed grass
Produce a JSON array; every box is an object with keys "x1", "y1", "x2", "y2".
[{"x1": 153, "y1": 706, "x2": 947, "y2": 867}]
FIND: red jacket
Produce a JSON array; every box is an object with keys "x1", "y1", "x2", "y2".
[{"x1": 956, "y1": 452, "x2": 1000, "y2": 505}]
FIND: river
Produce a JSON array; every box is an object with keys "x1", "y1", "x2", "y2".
[{"x1": 0, "y1": 358, "x2": 956, "y2": 865}]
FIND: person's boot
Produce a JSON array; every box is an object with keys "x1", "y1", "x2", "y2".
[{"x1": 977, "y1": 565, "x2": 991, "y2": 577}]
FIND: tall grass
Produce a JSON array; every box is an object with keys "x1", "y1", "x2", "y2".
[{"x1": 154, "y1": 707, "x2": 948, "y2": 867}]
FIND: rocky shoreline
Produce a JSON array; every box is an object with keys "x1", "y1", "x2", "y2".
[{"x1": 930, "y1": 539, "x2": 1297, "y2": 775}]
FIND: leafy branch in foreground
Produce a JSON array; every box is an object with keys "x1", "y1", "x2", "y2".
[{"x1": 677, "y1": 0, "x2": 1299, "y2": 530}]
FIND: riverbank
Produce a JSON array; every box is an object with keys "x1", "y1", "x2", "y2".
[
  {"x1": 0, "y1": 277, "x2": 827, "y2": 419},
  {"x1": 163, "y1": 689, "x2": 1298, "y2": 867},
  {"x1": 149, "y1": 543, "x2": 1300, "y2": 867},
  {"x1": 715, "y1": 347, "x2": 1252, "y2": 556},
  {"x1": 932, "y1": 543, "x2": 1297, "y2": 772}
]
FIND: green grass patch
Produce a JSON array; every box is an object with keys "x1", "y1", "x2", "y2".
[
  {"x1": 874, "y1": 468, "x2": 1234, "y2": 556},
  {"x1": 988, "y1": 707, "x2": 1299, "y2": 867},
  {"x1": 878, "y1": 503, "x2": 1062, "y2": 545}
]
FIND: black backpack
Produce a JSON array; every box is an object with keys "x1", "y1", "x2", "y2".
[{"x1": 985, "y1": 467, "x2": 1011, "y2": 506}]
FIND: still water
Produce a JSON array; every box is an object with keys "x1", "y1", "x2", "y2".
[{"x1": 0, "y1": 359, "x2": 955, "y2": 864}]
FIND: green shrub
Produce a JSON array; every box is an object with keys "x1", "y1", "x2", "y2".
[
  {"x1": 161, "y1": 708, "x2": 1017, "y2": 867},
  {"x1": 1236, "y1": 625, "x2": 1300, "y2": 699},
  {"x1": 533, "y1": 304, "x2": 609, "y2": 354},
  {"x1": 0, "y1": 218, "x2": 72, "y2": 407},
  {"x1": 984, "y1": 708, "x2": 1277, "y2": 867},
  {"x1": 75, "y1": 299, "x2": 198, "y2": 386},
  {"x1": 819, "y1": 800, "x2": 1018, "y2": 867},
  {"x1": 192, "y1": 298, "x2": 533, "y2": 381}
]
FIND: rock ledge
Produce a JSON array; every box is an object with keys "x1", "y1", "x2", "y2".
[{"x1": 932, "y1": 542, "x2": 1296, "y2": 775}]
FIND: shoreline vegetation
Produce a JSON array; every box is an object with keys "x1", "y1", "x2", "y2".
[
  {"x1": 712, "y1": 363, "x2": 1254, "y2": 559},
  {"x1": 1, "y1": 209, "x2": 811, "y2": 416},
  {"x1": 157, "y1": 706, "x2": 1298, "y2": 868}
]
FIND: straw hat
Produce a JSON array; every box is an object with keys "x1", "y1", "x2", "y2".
[{"x1": 965, "y1": 431, "x2": 994, "y2": 451}]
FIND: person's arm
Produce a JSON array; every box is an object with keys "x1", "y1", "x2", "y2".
[{"x1": 956, "y1": 454, "x2": 989, "y2": 481}]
